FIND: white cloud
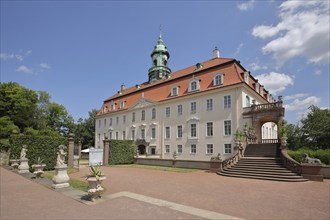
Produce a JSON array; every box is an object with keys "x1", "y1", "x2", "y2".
[
  {"x1": 16, "y1": 65, "x2": 33, "y2": 73},
  {"x1": 233, "y1": 43, "x2": 244, "y2": 56},
  {"x1": 249, "y1": 62, "x2": 268, "y2": 71},
  {"x1": 255, "y1": 71, "x2": 294, "y2": 95},
  {"x1": 252, "y1": 0, "x2": 330, "y2": 66},
  {"x1": 284, "y1": 96, "x2": 321, "y2": 111},
  {"x1": 237, "y1": 0, "x2": 255, "y2": 11},
  {"x1": 313, "y1": 69, "x2": 321, "y2": 76},
  {"x1": 284, "y1": 93, "x2": 309, "y2": 101},
  {"x1": 0, "y1": 51, "x2": 32, "y2": 62},
  {"x1": 40, "y1": 63, "x2": 51, "y2": 69}
]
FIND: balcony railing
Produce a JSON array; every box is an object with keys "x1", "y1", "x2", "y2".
[{"x1": 261, "y1": 139, "x2": 279, "y2": 144}]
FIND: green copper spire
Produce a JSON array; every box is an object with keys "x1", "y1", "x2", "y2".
[{"x1": 148, "y1": 30, "x2": 171, "y2": 84}]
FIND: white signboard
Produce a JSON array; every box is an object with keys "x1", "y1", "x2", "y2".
[{"x1": 89, "y1": 148, "x2": 103, "y2": 166}]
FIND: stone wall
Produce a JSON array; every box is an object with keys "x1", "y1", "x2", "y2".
[{"x1": 135, "y1": 158, "x2": 211, "y2": 170}]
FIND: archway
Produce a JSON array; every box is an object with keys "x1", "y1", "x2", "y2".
[
  {"x1": 261, "y1": 122, "x2": 278, "y2": 143},
  {"x1": 138, "y1": 145, "x2": 146, "y2": 155}
]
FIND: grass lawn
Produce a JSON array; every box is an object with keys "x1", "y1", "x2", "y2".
[
  {"x1": 43, "y1": 168, "x2": 89, "y2": 191},
  {"x1": 112, "y1": 164, "x2": 199, "y2": 172}
]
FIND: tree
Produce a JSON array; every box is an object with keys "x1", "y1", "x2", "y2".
[
  {"x1": 46, "y1": 103, "x2": 75, "y2": 135},
  {"x1": 34, "y1": 91, "x2": 51, "y2": 130},
  {"x1": 286, "y1": 123, "x2": 304, "y2": 150},
  {"x1": 301, "y1": 105, "x2": 330, "y2": 150},
  {"x1": 0, "y1": 82, "x2": 38, "y2": 130},
  {"x1": 0, "y1": 116, "x2": 19, "y2": 138},
  {"x1": 73, "y1": 109, "x2": 97, "y2": 148}
]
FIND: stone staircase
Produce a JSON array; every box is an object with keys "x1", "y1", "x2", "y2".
[{"x1": 218, "y1": 144, "x2": 308, "y2": 182}]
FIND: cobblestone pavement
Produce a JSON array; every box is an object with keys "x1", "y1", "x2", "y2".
[{"x1": 1, "y1": 165, "x2": 330, "y2": 220}]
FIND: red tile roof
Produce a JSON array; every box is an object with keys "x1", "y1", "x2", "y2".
[{"x1": 98, "y1": 57, "x2": 268, "y2": 115}]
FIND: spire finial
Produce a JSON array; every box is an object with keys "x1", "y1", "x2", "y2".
[{"x1": 159, "y1": 24, "x2": 162, "y2": 37}]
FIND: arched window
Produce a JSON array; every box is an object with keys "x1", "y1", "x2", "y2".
[
  {"x1": 214, "y1": 74, "x2": 223, "y2": 86},
  {"x1": 246, "y1": 96, "x2": 250, "y2": 107}
]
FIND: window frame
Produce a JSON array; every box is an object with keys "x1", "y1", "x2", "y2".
[
  {"x1": 190, "y1": 144, "x2": 197, "y2": 154},
  {"x1": 206, "y1": 98, "x2": 213, "y2": 111},
  {"x1": 165, "y1": 126, "x2": 170, "y2": 139},
  {"x1": 224, "y1": 120, "x2": 232, "y2": 136},
  {"x1": 177, "y1": 104, "x2": 183, "y2": 116},
  {"x1": 206, "y1": 144, "x2": 213, "y2": 154},
  {"x1": 224, "y1": 144, "x2": 232, "y2": 154},
  {"x1": 165, "y1": 145, "x2": 170, "y2": 154},
  {"x1": 165, "y1": 107, "x2": 171, "y2": 117},
  {"x1": 206, "y1": 122, "x2": 213, "y2": 137},
  {"x1": 190, "y1": 101, "x2": 197, "y2": 114},
  {"x1": 177, "y1": 125, "x2": 183, "y2": 138},
  {"x1": 213, "y1": 73, "x2": 223, "y2": 86},
  {"x1": 224, "y1": 95, "x2": 231, "y2": 109},
  {"x1": 177, "y1": 144, "x2": 183, "y2": 154}
]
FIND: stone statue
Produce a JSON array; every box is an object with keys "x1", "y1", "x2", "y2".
[
  {"x1": 303, "y1": 153, "x2": 322, "y2": 164},
  {"x1": 211, "y1": 153, "x2": 222, "y2": 161},
  {"x1": 20, "y1": 145, "x2": 27, "y2": 160},
  {"x1": 56, "y1": 145, "x2": 67, "y2": 167}
]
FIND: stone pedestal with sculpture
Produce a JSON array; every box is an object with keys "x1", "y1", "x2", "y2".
[
  {"x1": 18, "y1": 145, "x2": 30, "y2": 174},
  {"x1": 52, "y1": 145, "x2": 70, "y2": 189}
]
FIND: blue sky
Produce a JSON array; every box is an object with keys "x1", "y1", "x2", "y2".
[{"x1": 1, "y1": 0, "x2": 329, "y2": 124}]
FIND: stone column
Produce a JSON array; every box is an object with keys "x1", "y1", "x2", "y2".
[
  {"x1": 103, "y1": 137, "x2": 110, "y2": 166},
  {"x1": 68, "y1": 133, "x2": 74, "y2": 168},
  {"x1": 78, "y1": 141, "x2": 82, "y2": 159}
]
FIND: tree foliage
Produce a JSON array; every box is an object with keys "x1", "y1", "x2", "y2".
[
  {"x1": 73, "y1": 109, "x2": 97, "y2": 148},
  {"x1": 0, "y1": 82, "x2": 38, "y2": 130},
  {"x1": 287, "y1": 105, "x2": 330, "y2": 150}
]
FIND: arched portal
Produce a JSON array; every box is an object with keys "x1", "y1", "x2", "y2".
[{"x1": 138, "y1": 145, "x2": 146, "y2": 155}]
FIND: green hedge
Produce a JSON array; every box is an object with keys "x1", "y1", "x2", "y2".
[
  {"x1": 10, "y1": 134, "x2": 67, "y2": 170},
  {"x1": 109, "y1": 140, "x2": 135, "y2": 165},
  {"x1": 288, "y1": 148, "x2": 330, "y2": 165}
]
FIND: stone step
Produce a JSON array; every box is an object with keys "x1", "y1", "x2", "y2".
[
  {"x1": 221, "y1": 169, "x2": 301, "y2": 178},
  {"x1": 236, "y1": 163, "x2": 284, "y2": 168},
  {"x1": 218, "y1": 172, "x2": 308, "y2": 182},
  {"x1": 238, "y1": 160, "x2": 282, "y2": 165},
  {"x1": 228, "y1": 166, "x2": 292, "y2": 173},
  {"x1": 224, "y1": 168, "x2": 295, "y2": 175}
]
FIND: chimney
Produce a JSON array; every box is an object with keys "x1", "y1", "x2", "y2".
[
  {"x1": 213, "y1": 46, "x2": 220, "y2": 59},
  {"x1": 121, "y1": 83, "x2": 126, "y2": 91}
]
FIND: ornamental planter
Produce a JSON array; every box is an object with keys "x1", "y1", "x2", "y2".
[
  {"x1": 10, "y1": 159, "x2": 19, "y2": 169},
  {"x1": 86, "y1": 176, "x2": 106, "y2": 201},
  {"x1": 32, "y1": 164, "x2": 46, "y2": 178}
]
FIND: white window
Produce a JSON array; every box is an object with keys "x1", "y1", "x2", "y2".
[
  {"x1": 246, "y1": 96, "x2": 250, "y2": 107},
  {"x1": 141, "y1": 110, "x2": 145, "y2": 121},
  {"x1": 141, "y1": 129, "x2": 145, "y2": 139},
  {"x1": 151, "y1": 127, "x2": 156, "y2": 139},
  {"x1": 109, "y1": 132, "x2": 112, "y2": 140},
  {"x1": 207, "y1": 144, "x2": 213, "y2": 154},
  {"x1": 206, "y1": 122, "x2": 213, "y2": 137},
  {"x1": 190, "y1": 123, "x2": 197, "y2": 138},
  {"x1": 165, "y1": 107, "x2": 170, "y2": 117},
  {"x1": 123, "y1": 115, "x2": 126, "y2": 124},
  {"x1": 177, "y1": 105, "x2": 183, "y2": 116},
  {"x1": 152, "y1": 108, "x2": 156, "y2": 119},
  {"x1": 131, "y1": 129, "x2": 135, "y2": 140},
  {"x1": 110, "y1": 101, "x2": 115, "y2": 111},
  {"x1": 165, "y1": 126, "x2": 170, "y2": 139},
  {"x1": 110, "y1": 118, "x2": 112, "y2": 126},
  {"x1": 177, "y1": 145, "x2": 183, "y2": 154},
  {"x1": 224, "y1": 95, "x2": 231, "y2": 109},
  {"x1": 190, "y1": 144, "x2": 196, "y2": 154},
  {"x1": 189, "y1": 79, "x2": 200, "y2": 92},
  {"x1": 244, "y1": 71, "x2": 249, "y2": 84},
  {"x1": 132, "y1": 112, "x2": 135, "y2": 122},
  {"x1": 214, "y1": 74, "x2": 223, "y2": 86},
  {"x1": 165, "y1": 145, "x2": 170, "y2": 153},
  {"x1": 171, "y1": 86, "x2": 178, "y2": 96},
  {"x1": 104, "y1": 119, "x2": 107, "y2": 127},
  {"x1": 122, "y1": 131, "x2": 126, "y2": 140},
  {"x1": 98, "y1": 120, "x2": 101, "y2": 128},
  {"x1": 116, "y1": 116, "x2": 119, "y2": 125},
  {"x1": 190, "y1": 101, "x2": 197, "y2": 114},
  {"x1": 98, "y1": 133, "x2": 100, "y2": 142},
  {"x1": 224, "y1": 120, "x2": 231, "y2": 136},
  {"x1": 177, "y1": 125, "x2": 183, "y2": 138},
  {"x1": 116, "y1": 132, "x2": 119, "y2": 140},
  {"x1": 224, "y1": 144, "x2": 232, "y2": 154},
  {"x1": 120, "y1": 100, "x2": 125, "y2": 109},
  {"x1": 206, "y1": 99, "x2": 213, "y2": 111}
]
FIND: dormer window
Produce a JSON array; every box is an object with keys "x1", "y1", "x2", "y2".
[
  {"x1": 171, "y1": 86, "x2": 178, "y2": 96},
  {"x1": 244, "y1": 71, "x2": 249, "y2": 84},
  {"x1": 110, "y1": 101, "x2": 115, "y2": 111},
  {"x1": 189, "y1": 78, "x2": 200, "y2": 92},
  {"x1": 119, "y1": 100, "x2": 125, "y2": 109},
  {"x1": 213, "y1": 73, "x2": 223, "y2": 86}
]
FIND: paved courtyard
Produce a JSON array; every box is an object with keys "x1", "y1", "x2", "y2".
[{"x1": 1, "y1": 165, "x2": 329, "y2": 219}]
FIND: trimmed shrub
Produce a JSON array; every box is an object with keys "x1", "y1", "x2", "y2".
[
  {"x1": 10, "y1": 134, "x2": 67, "y2": 170},
  {"x1": 108, "y1": 140, "x2": 135, "y2": 165},
  {"x1": 288, "y1": 148, "x2": 330, "y2": 165}
]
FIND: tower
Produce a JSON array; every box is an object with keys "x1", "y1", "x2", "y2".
[{"x1": 148, "y1": 33, "x2": 171, "y2": 83}]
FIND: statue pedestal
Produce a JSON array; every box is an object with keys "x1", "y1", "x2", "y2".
[
  {"x1": 18, "y1": 159, "x2": 30, "y2": 174},
  {"x1": 52, "y1": 165, "x2": 70, "y2": 189}
]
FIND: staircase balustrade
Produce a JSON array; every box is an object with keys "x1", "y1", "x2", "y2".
[
  {"x1": 262, "y1": 139, "x2": 279, "y2": 144},
  {"x1": 280, "y1": 148, "x2": 302, "y2": 175},
  {"x1": 219, "y1": 151, "x2": 240, "y2": 172}
]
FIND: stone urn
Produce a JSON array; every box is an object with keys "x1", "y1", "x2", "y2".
[
  {"x1": 10, "y1": 159, "x2": 19, "y2": 169},
  {"x1": 86, "y1": 176, "x2": 107, "y2": 201},
  {"x1": 32, "y1": 164, "x2": 46, "y2": 178}
]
